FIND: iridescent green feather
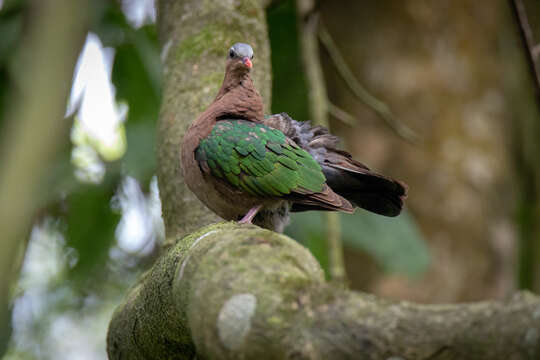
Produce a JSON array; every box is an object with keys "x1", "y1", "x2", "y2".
[{"x1": 195, "y1": 120, "x2": 326, "y2": 198}]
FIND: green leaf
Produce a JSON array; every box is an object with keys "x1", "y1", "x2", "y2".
[
  {"x1": 112, "y1": 25, "x2": 161, "y2": 125},
  {"x1": 90, "y1": 0, "x2": 129, "y2": 47},
  {"x1": 286, "y1": 209, "x2": 430, "y2": 277},
  {"x1": 112, "y1": 25, "x2": 161, "y2": 184},
  {"x1": 266, "y1": 0, "x2": 310, "y2": 120},
  {"x1": 0, "y1": 2, "x2": 23, "y2": 134},
  {"x1": 64, "y1": 179, "x2": 120, "y2": 282},
  {"x1": 122, "y1": 122, "x2": 156, "y2": 182},
  {"x1": 0, "y1": 304, "x2": 12, "y2": 358},
  {"x1": 0, "y1": 7, "x2": 22, "y2": 64}
]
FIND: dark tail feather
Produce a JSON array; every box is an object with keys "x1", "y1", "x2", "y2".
[
  {"x1": 322, "y1": 162, "x2": 407, "y2": 217},
  {"x1": 290, "y1": 184, "x2": 354, "y2": 213}
]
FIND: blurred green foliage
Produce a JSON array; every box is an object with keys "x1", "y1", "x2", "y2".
[
  {"x1": 64, "y1": 179, "x2": 121, "y2": 283},
  {"x1": 267, "y1": 0, "x2": 310, "y2": 121},
  {"x1": 113, "y1": 26, "x2": 161, "y2": 182},
  {"x1": 52, "y1": 0, "x2": 161, "y2": 286},
  {"x1": 96, "y1": 2, "x2": 161, "y2": 183},
  {"x1": 1, "y1": 1, "x2": 162, "y2": 357},
  {"x1": 0, "y1": 0, "x2": 23, "y2": 134},
  {"x1": 286, "y1": 211, "x2": 429, "y2": 277}
]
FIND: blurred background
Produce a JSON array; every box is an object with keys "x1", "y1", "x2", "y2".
[{"x1": 1, "y1": 0, "x2": 539, "y2": 358}]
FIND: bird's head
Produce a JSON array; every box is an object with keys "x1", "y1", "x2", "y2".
[{"x1": 226, "y1": 43, "x2": 254, "y2": 74}]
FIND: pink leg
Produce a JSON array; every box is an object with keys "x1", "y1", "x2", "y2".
[{"x1": 238, "y1": 205, "x2": 263, "y2": 224}]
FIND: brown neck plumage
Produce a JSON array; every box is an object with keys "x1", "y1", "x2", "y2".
[
  {"x1": 188, "y1": 61, "x2": 265, "y2": 141},
  {"x1": 212, "y1": 61, "x2": 264, "y2": 121}
]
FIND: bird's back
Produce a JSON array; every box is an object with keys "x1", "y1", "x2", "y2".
[{"x1": 263, "y1": 113, "x2": 407, "y2": 216}]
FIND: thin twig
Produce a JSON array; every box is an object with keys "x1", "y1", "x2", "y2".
[
  {"x1": 327, "y1": 102, "x2": 359, "y2": 126},
  {"x1": 511, "y1": 0, "x2": 540, "y2": 102},
  {"x1": 532, "y1": 43, "x2": 540, "y2": 59},
  {"x1": 318, "y1": 23, "x2": 420, "y2": 144},
  {"x1": 325, "y1": 209, "x2": 346, "y2": 282},
  {"x1": 296, "y1": 0, "x2": 347, "y2": 285},
  {"x1": 510, "y1": 0, "x2": 540, "y2": 292}
]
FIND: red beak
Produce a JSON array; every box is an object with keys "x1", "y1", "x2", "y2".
[{"x1": 243, "y1": 57, "x2": 252, "y2": 69}]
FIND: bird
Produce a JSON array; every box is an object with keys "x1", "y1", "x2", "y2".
[{"x1": 181, "y1": 43, "x2": 407, "y2": 232}]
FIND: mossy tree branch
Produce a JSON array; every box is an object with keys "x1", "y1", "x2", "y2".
[
  {"x1": 107, "y1": 0, "x2": 540, "y2": 359},
  {"x1": 108, "y1": 223, "x2": 540, "y2": 359}
]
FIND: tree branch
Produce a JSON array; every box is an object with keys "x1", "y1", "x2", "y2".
[
  {"x1": 511, "y1": 0, "x2": 540, "y2": 98},
  {"x1": 327, "y1": 101, "x2": 360, "y2": 126},
  {"x1": 318, "y1": 23, "x2": 420, "y2": 144},
  {"x1": 108, "y1": 223, "x2": 540, "y2": 359}
]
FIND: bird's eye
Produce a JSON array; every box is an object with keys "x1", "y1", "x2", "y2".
[
  {"x1": 229, "y1": 49, "x2": 235, "y2": 58},
  {"x1": 251, "y1": 54, "x2": 254, "y2": 60}
]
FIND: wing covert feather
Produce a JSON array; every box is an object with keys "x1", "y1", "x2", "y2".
[{"x1": 195, "y1": 120, "x2": 326, "y2": 198}]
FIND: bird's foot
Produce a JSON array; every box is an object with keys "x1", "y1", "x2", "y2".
[{"x1": 238, "y1": 205, "x2": 262, "y2": 225}]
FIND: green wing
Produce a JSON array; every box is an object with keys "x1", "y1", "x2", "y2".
[{"x1": 195, "y1": 120, "x2": 326, "y2": 197}]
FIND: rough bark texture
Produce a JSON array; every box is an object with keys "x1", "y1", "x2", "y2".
[
  {"x1": 107, "y1": 0, "x2": 540, "y2": 359},
  {"x1": 156, "y1": 0, "x2": 271, "y2": 241},
  {"x1": 108, "y1": 223, "x2": 540, "y2": 359}
]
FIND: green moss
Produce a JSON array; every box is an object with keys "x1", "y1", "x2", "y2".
[
  {"x1": 176, "y1": 25, "x2": 241, "y2": 62},
  {"x1": 267, "y1": 316, "x2": 284, "y2": 326},
  {"x1": 174, "y1": 15, "x2": 267, "y2": 64},
  {"x1": 175, "y1": 26, "x2": 221, "y2": 62},
  {"x1": 232, "y1": 0, "x2": 258, "y2": 13},
  {"x1": 200, "y1": 71, "x2": 224, "y2": 87}
]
